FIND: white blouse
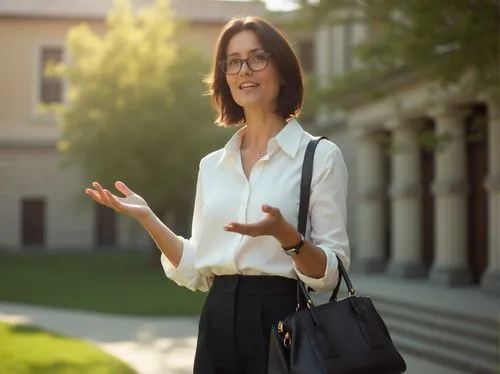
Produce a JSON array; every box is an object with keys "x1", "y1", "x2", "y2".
[{"x1": 161, "y1": 118, "x2": 350, "y2": 293}]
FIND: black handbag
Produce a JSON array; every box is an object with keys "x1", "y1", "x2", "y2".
[{"x1": 267, "y1": 136, "x2": 407, "y2": 374}]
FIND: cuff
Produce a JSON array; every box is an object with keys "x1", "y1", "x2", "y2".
[
  {"x1": 160, "y1": 236, "x2": 197, "y2": 288},
  {"x1": 293, "y1": 246, "x2": 340, "y2": 292}
]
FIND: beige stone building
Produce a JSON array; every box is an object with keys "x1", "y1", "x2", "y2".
[
  {"x1": 313, "y1": 17, "x2": 499, "y2": 295},
  {"x1": 312, "y1": 18, "x2": 499, "y2": 374},
  {"x1": 0, "y1": 0, "x2": 315, "y2": 251}
]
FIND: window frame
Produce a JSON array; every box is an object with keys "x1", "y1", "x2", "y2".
[{"x1": 32, "y1": 42, "x2": 68, "y2": 119}]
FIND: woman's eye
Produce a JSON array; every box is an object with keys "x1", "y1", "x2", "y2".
[{"x1": 252, "y1": 54, "x2": 267, "y2": 62}]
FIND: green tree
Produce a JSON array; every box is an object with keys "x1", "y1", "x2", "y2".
[
  {"x1": 46, "y1": 0, "x2": 229, "y2": 256},
  {"x1": 290, "y1": 0, "x2": 500, "y2": 103}
]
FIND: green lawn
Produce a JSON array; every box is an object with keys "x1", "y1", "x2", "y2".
[
  {"x1": 0, "y1": 321, "x2": 136, "y2": 374},
  {"x1": 0, "y1": 251, "x2": 206, "y2": 316}
]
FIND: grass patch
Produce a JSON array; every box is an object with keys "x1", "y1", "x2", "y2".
[
  {"x1": 0, "y1": 321, "x2": 136, "y2": 374},
  {"x1": 0, "y1": 251, "x2": 206, "y2": 316}
]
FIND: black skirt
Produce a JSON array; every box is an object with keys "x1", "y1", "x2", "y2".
[{"x1": 193, "y1": 274, "x2": 298, "y2": 374}]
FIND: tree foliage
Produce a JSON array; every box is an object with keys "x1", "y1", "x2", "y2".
[
  {"x1": 46, "y1": 0, "x2": 229, "y2": 233},
  {"x1": 293, "y1": 0, "x2": 500, "y2": 102}
]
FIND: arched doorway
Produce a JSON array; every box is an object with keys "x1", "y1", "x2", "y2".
[
  {"x1": 379, "y1": 130, "x2": 392, "y2": 263},
  {"x1": 466, "y1": 103, "x2": 488, "y2": 283},
  {"x1": 420, "y1": 119, "x2": 435, "y2": 270}
]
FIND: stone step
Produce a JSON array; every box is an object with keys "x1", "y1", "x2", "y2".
[
  {"x1": 372, "y1": 297, "x2": 497, "y2": 345},
  {"x1": 392, "y1": 333, "x2": 498, "y2": 374},
  {"x1": 385, "y1": 315, "x2": 497, "y2": 371},
  {"x1": 372, "y1": 297, "x2": 498, "y2": 374}
]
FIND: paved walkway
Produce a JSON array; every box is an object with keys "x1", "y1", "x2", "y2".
[
  {"x1": 0, "y1": 302, "x2": 462, "y2": 374},
  {"x1": 0, "y1": 302, "x2": 198, "y2": 374}
]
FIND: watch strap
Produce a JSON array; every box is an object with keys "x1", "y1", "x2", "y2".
[{"x1": 282, "y1": 233, "x2": 305, "y2": 255}]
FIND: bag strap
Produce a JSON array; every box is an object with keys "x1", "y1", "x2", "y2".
[
  {"x1": 297, "y1": 137, "x2": 323, "y2": 236},
  {"x1": 296, "y1": 137, "x2": 354, "y2": 306}
]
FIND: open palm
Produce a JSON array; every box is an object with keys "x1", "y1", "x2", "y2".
[
  {"x1": 224, "y1": 204, "x2": 284, "y2": 237},
  {"x1": 85, "y1": 181, "x2": 151, "y2": 221}
]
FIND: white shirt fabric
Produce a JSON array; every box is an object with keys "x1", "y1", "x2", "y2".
[{"x1": 161, "y1": 118, "x2": 350, "y2": 293}]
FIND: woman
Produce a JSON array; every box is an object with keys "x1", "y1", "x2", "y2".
[{"x1": 86, "y1": 16, "x2": 350, "y2": 374}]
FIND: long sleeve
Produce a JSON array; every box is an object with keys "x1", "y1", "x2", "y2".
[
  {"x1": 293, "y1": 145, "x2": 350, "y2": 292},
  {"x1": 161, "y1": 165, "x2": 214, "y2": 292}
]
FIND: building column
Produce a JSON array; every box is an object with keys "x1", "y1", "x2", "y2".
[
  {"x1": 352, "y1": 130, "x2": 387, "y2": 273},
  {"x1": 482, "y1": 101, "x2": 500, "y2": 295},
  {"x1": 429, "y1": 106, "x2": 471, "y2": 286},
  {"x1": 386, "y1": 120, "x2": 426, "y2": 278}
]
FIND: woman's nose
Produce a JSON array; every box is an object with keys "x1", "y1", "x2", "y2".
[{"x1": 239, "y1": 60, "x2": 252, "y2": 75}]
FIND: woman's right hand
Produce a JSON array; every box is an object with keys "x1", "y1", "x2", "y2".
[{"x1": 85, "y1": 181, "x2": 152, "y2": 222}]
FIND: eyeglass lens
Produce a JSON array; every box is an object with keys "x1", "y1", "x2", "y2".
[{"x1": 223, "y1": 54, "x2": 269, "y2": 74}]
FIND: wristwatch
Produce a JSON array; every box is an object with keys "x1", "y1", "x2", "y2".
[{"x1": 282, "y1": 233, "x2": 305, "y2": 257}]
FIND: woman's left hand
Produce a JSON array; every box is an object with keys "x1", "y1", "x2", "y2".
[{"x1": 223, "y1": 204, "x2": 291, "y2": 239}]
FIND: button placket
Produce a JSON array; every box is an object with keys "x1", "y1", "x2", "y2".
[
  {"x1": 240, "y1": 182, "x2": 250, "y2": 223},
  {"x1": 249, "y1": 159, "x2": 265, "y2": 185},
  {"x1": 234, "y1": 152, "x2": 247, "y2": 181},
  {"x1": 246, "y1": 159, "x2": 268, "y2": 221}
]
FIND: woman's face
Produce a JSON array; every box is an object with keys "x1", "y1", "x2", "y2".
[{"x1": 224, "y1": 30, "x2": 282, "y2": 113}]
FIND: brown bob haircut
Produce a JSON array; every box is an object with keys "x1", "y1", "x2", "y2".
[{"x1": 204, "y1": 16, "x2": 304, "y2": 127}]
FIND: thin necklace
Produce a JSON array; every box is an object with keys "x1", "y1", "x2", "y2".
[
  {"x1": 242, "y1": 135, "x2": 266, "y2": 157},
  {"x1": 245, "y1": 148, "x2": 265, "y2": 157},
  {"x1": 254, "y1": 147, "x2": 268, "y2": 157}
]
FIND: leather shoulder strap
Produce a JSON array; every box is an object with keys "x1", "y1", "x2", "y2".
[
  {"x1": 297, "y1": 136, "x2": 344, "y2": 303},
  {"x1": 298, "y1": 136, "x2": 327, "y2": 236}
]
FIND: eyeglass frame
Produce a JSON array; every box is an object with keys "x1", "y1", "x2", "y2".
[{"x1": 218, "y1": 52, "x2": 272, "y2": 75}]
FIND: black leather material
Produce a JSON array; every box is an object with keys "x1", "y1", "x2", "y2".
[{"x1": 267, "y1": 137, "x2": 407, "y2": 374}]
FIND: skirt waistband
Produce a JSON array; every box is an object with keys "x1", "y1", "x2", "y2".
[{"x1": 212, "y1": 274, "x2": 298, "y2": 295}]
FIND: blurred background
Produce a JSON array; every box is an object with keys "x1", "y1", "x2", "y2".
[{"x1": 0, "y1": 0, "x2": 498, "y2": 373}]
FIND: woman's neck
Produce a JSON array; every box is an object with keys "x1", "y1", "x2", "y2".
[{"x1": 242, "y1": 110, "x2": 286, "y2": 150}]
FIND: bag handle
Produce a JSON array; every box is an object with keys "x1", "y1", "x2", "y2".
[{"x1": 296, "y1": 137, "x2": 356, "y2": 308}]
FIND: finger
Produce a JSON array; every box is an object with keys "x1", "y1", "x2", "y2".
[
  {"x1": 85, "y1": 188, "x2": 102, "y2": 203},
  {"x1": 224, "y1": 222, "x2": 245, "y2": 233},
  {"x1": 85, "y1": 188, "x2": 108, "y2": 205},
  {"x1": 104, "y1": 189, "x2": 122, "y2": 211},
  {"x1": 115, "y1": 181, "x2": 133, "y2": 197},
  {"x1": 224, "y1": 222, "x2": 258, "y2": 236},
  {"x1": 93, "y1": 182, "x2": 114, "y2": 206},
  {"x1": 262, "y1": 204, "x2": 279, "y2": 216},
  {"x1": 92, "y1": 182, "x2": 106, "y2": 197},
  {"x1": 223, "y1": 222, "x2": 236, "y2": 231}
]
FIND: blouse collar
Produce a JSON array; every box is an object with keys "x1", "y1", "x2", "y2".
[{"x1": 217, "y1": 117, "x2": 304, "y2": 166}]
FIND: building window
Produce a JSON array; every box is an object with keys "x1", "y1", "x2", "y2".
[
  {"x1": 21, "y1": 198, "x2": 46, "y2": 248},
  {"x1": 39, "y1": 46, "x2": 64, "y2": 104},
  {"x1": 343, "y1": 23, "x2": 354, "y2": 71},
  {"x1": 95, "y1": 204, "x2": 117, "y2": 248},
  {"x1": 297, "y1": 39, "x2": 315, "y2": 73}
]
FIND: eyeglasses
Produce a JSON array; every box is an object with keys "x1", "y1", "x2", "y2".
[{"x1": 218, "y1": 52, "x2": 271, "y2": 75}]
